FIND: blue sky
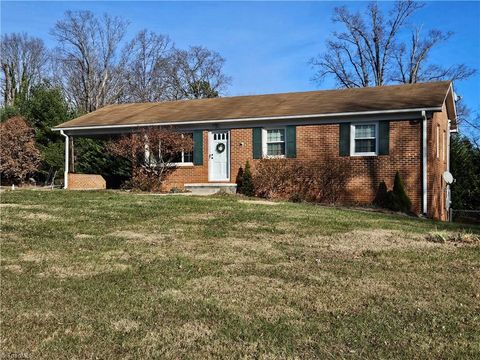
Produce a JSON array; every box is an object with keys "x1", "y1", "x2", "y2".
[{"x1": 2, "y1": 1, "x2": 479, "y2": 117}]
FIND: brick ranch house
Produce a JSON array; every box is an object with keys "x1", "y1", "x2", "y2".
[{"x1": 54, "y1": 81, "x2": 457, "y2": 221}]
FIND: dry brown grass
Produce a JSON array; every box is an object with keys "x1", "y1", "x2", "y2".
[
  {"x1": 1, "y1": 190, "x2": 479, "y2": 359},
  {"x1": 110, "y1": 230, "x2": 171, "y2": 245},
  {"x1": 41, "y1": 263, "x2": 132, "y2": 278},
  {"x1": 20, "y1": 212, "x2": 57, "y2": 220},
  {"x1": 112, "y1": 319, "x2": 140, "y2": 333},
  {"x1": 19, "y1": 250, "x2": 61, "y2": 263},
  {"x1": 3, "y1": 264, "x2": 23, "y2": 273},
  {"x1": 74, "y1": 233, "x2": 95, "y2": 240},
  {"x1": 239, "y1": 199, "x2": 281, "y2": 206},
  {"x1": 0, "y1": 203, "x2": 42, "y2": 209}
]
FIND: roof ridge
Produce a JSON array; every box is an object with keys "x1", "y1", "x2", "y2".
[
  {"x1": 104, "y1": 80, "x2": 452, "y2": 107},
  {"x1": 54, "y1": 80, "x2": 453, "y2": 129}
]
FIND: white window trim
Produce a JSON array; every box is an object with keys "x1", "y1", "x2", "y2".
[
  {"x1": 171, "y1": 151, "x2": 193, "y2": 166},
  {"x1": 262, "y1": 127, "x2": 287, "y2": 158},
  {"x1": 350, "y1": 122, "x2": 379, "y2": 157},
  {"x1": 173, "y1": 161, "x2": 194, "y2": 167},
  {"x1": 436, "y1": 124, "x2": 440, "y2": 159}
]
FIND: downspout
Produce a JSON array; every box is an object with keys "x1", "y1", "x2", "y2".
[
  {"x1": 447, "y1": 119, "x2": 451, "y2": 172},
  {"x1": 447, "y1": 119, "x2": 452, "y2": 220},
  {"x1": 60, "y1": 130, "x2": 69, "y2": 189},
  {"x1": 422, "y1": 111, "x2": 428, "y2": 216}
]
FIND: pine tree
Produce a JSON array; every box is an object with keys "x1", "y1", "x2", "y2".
[
  {"x1": 240, "y1": 161, "x2": 254, "y2": 196},
  {"x1": 374, "y1": 180, "x2": 388, "y2": 207},
  {"x1": 393, "y1": 171, "x2": 412, "y2": 212}
]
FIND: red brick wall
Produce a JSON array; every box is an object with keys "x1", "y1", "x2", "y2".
[
  {"x1": 68, "y1": 174, "x2": 106, "y2": 190},
  {"x1": 161, "y1": 119, "x2": 423, "y2": 214},
  {"x1": 162, "y1": 131, "x2": 209, "y2": 189},
  {"x1": 297, "y1": 121, "x2": 423, "y2": 213},
  {"x1": 158, "y1": 110, "x2": 450, "y2": 219},
  {"x1": 428, "y1": 106, "x2": 449, "y2": 221}
]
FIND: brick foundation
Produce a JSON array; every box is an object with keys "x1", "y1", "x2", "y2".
[{"x1": 68, "y1": 174, "x2": 106, "y2": 190}]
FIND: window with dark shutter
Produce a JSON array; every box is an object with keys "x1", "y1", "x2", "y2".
[
  {"x1": 252, "y1": 127, "x2": 262, "y2": 159},
  {"x1": 192, "y1": 130, "x2": 203, "y2": 165},
  {"x1": 286, "y1": 125, "x2": 296, "y2": 158},
  {"x1": 378, "y1": 121, "x2": 390, "y2": 155},
  {"x1": 339, "y1": 122, "x2": 350, "y2": 156}
]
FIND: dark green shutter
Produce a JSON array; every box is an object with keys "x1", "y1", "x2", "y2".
[
  {"x1": 339, "y1": 122, "x2": 350, "y2": 156},
  {"x1": 252, "y1": 127, "x2": 262, "y2": 159},
  {"x1": 378, "y1": 121, "x2": 390, "y2": 155},
  {"x1": 286, "y1": 125, "x2": 296, "y2": 158},
  {"x1": 193, "y1": 130, "x2": 203, "y2": 165}
]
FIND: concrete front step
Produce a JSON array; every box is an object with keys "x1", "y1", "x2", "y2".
[{"x1": 185, "y1": 183, "x2": 237, "y2": 195}]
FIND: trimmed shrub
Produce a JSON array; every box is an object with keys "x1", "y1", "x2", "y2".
[
  {"x1": 252, "y1": 159, "x2": 294, "y2": 199},
  {"x1": 252, "y1": 158, "x2": 351, "y2": 203}
]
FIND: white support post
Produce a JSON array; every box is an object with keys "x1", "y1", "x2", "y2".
[{"x1": 60, "y1": 130, "x2": 69, "y2": 189}]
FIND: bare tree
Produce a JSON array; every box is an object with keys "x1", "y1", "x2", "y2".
[
  {"x1": 107, "y1": 128, "x2": 193, "y2": 191},
  {"x1": 51, "y1": 10, "x2": 129, "y2": 113},
  {"x1": 163, "y1": 46, "x2": 231, "y2": 100},
  {"x1": 392, "y1": 28, "x2": 476, "y2": 84},
  {"x1": 310, "y1": 1, "x2": 475, "y2": 88},
  {"x1": 122, "y1": 30, "x2": 172, "y2": 102},
  {"x1": 455, "y1": 101, "x2": 480, "y2": 144},
  {"x1": 0, "y1": 33, "x2": 49, "y2": 106}
]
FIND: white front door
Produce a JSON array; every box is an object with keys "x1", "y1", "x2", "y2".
[{"x1": 208, "y1": 130, "x2": 230, "y2": 181}]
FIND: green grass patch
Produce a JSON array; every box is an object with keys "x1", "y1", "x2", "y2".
[{"x1": 1, "y1": 190, "x2": 479, "y2": 359}]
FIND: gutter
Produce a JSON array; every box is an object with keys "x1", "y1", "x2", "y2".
[
  {"x1": 422, "y1": 110, "x2": 428, "y2": 215},
  {"x1": 60, "y1": 130, "x2": 69, "y2": 189},
  {"x1": 52, "y1": 106, "x2": 442, "y2": 132}
]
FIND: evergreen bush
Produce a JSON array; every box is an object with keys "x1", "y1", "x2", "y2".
[
  {"x1": 239, "y1": 161, "x2": 254, "y2": 196},
  {"x1": 383, "y1": 172, "x2": 412, "y2": 213},
  {"x1": 392, "y1": 171, "x2": 412, "y2": 212},
  {"x1": 374, "y1": 181, "x2": 388, "y2": 208}
]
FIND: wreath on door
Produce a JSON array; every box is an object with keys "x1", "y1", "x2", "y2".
[{"x1": 216, "y1": 143, "x2": 226, "y2": 153}]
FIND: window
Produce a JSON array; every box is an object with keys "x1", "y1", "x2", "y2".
[
  {"x1": 171, "y1": 150, "x2": 193, "y2": 164},
  {"x1": 263, "y1": 128, "x2": 286, "y2": 157},
  {"x1": 213, "y1": 132, "x2": 228, "y2": 141},
  {"x1": 147, "y1": 133, "x2": 193, "y2": 166},
  {"x1": 351, "y1": 123, "x2": 377, "y2": 156},
  {"x1": 172, "y1": 133, "x2": 193, "y2": 164}
]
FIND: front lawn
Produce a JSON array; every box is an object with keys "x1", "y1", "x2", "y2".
[{"x1": 1, "y1": 190, "x2": 479, "y2": 359}]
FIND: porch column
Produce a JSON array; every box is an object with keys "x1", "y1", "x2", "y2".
[
  {"x1": 60, "y1": 130, "x2": 69, "y2": 189},
  {"x1": 70, "y1": 136, "x2": 75, "y2": 173}
]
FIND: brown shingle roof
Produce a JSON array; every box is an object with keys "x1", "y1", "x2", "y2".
[{"x1": 56, "y1": 81, "x2": 452, "y2": 129}]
